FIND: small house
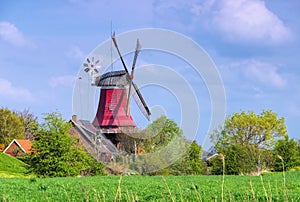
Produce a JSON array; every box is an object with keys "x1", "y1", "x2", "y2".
[{"x1": 3, "y1": 139, "x2": 32, "y2": 156}]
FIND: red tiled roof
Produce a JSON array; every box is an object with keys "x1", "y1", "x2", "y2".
[{"x1": 15, "y1": 139, "x2": 32, "y2": 153}]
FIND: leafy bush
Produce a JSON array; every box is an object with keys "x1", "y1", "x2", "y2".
[{"x1": 24, "y1": 112, "x2": 105, "y2": 177}]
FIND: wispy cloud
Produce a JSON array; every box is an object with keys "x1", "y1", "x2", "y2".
[
  {"x1": 0, "y1": 79, "x2": 34, "y2": 102},
  {"x1": 0, "y1": 21, "x2": 33, "y2": 47},
  {"x1": 153, "y1": 0, "x2": 292, "y2": 45},
  {"x1": 210, "y1": 0, "x2": 292, "y2": 45},
  {"x1": 222, "y1": 59, "x2": 286, "y2": 88},
  {"x1": 49, "y1": 75, "x2": 76, "y2": 88},
  {"x1": 245, "y1": 60, "x2": 286, "y2": 88}
]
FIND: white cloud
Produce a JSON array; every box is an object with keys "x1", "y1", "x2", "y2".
[
  {"x1": 153, "y1": 0, "x2": 292, "y2": 45},
  {"x1": 245, "y1": 60, "x2": 286, "y2": 88},
  {"x1": 224, "y1": 59, "x2": 286, "y2": 88},
  {"x1": 209, "y1": 0, "x2": 292, "y2": 44},
  {"x1": 0, "y1": 21, "x2": 32, "y2": 47},
  {"x1": 0, "y1": 79, "x2": 34, "y2": 102},
  {"x1": 50, "y1": 75, "x2": 76, "y2": 88}
]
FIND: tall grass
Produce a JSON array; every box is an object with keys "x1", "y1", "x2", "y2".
[
  {"x1": 260, "y1": 174, "x2": 269, "y2": 201},
  {"x1": 162, "y1": 176, "x2": 175, "y2": 202},
  {"x1": 277, "y1": 155, "x2": 288, "y2": 202},
  {"x1": 249, "y1": 180, "x2": 257, "y2": 202},
  {"x1": 114, "y1": 175, "x2": 122, "y2": 202},
  {"x1": 221, "y1": 154, "x2": 225, "y2": 202}
]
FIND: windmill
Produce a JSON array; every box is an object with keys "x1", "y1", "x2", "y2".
[{"x1": 81, "y1": 33, "x2": 151, "y2": 149}]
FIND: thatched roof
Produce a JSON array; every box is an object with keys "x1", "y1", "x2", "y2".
[{"x1": 95, "y1": 70, "x2": 129, "y2": 87}]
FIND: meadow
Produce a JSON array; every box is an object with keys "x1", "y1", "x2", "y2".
[{"x1": 1, "y1": 171, "x2": 300, "y2": 201}]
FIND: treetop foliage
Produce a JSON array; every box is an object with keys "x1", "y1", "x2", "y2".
[
  {"x1": 142, "y1": 116, "x2": 183, "y2": 153},
  {"x1": 212, "y1": 110, "x2": 287, "y2": 149},
  {"x1": 0, "y1": 108, "x2": 25, "y2": 146}
]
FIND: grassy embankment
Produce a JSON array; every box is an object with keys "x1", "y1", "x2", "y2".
[{"x1": 0, "y1": 153, "x2": 29, "y2": 178}]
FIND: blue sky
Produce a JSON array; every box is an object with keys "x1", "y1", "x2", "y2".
[{"x1": 1, "y1": 0, "x2": 300, "y2": 147}]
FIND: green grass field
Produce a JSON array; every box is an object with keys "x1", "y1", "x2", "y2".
[
  {"x1": 1, "y1": 172, "x2": 300, "y2": 201},
  {"x1": 0, "y1": 153, "x2": 29, "y2": 178}
]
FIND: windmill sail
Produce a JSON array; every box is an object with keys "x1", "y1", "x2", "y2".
[
  {"x1": 132, "y1": 82, "x2": 151, "y2": 120},
  {"x1": 111, "y1": 32, "x2": 130, "y2": 74},
  {"x1": 126, "y1": 39, "x2": 141, "y2": 116},
  {"x1": 111, "y1": 33, "x2": 151, "y2": 121}
]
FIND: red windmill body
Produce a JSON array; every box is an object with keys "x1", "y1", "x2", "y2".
[{"x1": 93, "y1": 71, "x2": 135, "y2": 128}]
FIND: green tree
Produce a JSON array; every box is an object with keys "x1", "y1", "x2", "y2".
[
  {"x1": 133, "y1": 116, "x2": 203, "y2": 175},
  {"x1": 297, "y1": 139, "x2": 300, "y2": 155},
  {"x1": 26, "y1": 112, "x2": 104, "y2": 177},
  {"x1": 169, "y1": 140, "x2": 202, "y2": 175},
  {"x1": 208, "y1": 156, "x2": 223, "y2": 175},
  {"x1": 186, "y1": 141, "x2": 202, "y2": 175},
  {"x1": 141, "y1": 116, "x2": 183, "y2": 153},
  {"x1": 274, "y1": 137, "x2": 300, "y2": 171},
  {"x1": 220, "y1": 144, "x2": 260, "y2": 175},
  {"x1": 211, "y1": 110, "x2": 287, "y2": 174},
  {"x1": 0, "y1": 108, "x2": 25, "y2": 146},
  {"x1": 131, "y1": 116, "x2": 191, "y2": 175}
]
